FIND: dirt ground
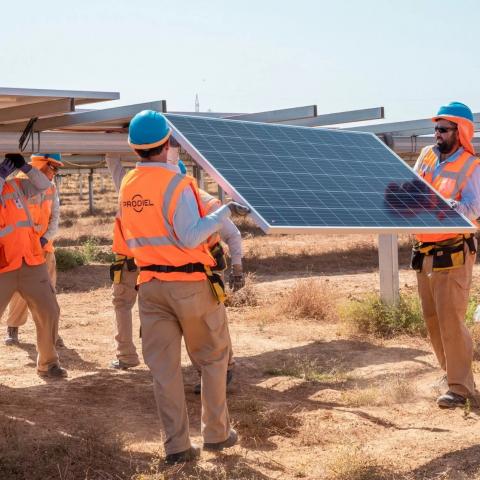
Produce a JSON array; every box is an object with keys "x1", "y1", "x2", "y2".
[{"x1": 1, "y1": 174, "x2": 480, "y2": 480}]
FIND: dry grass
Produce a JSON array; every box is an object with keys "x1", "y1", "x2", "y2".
[
  {"x1": 229, "y1": 397, "x2": 301, "y2": 445},
  {"x1": 264, "y1": 353, "x2": 348, "y2": 384},
  {"x1": 0, "y1": 415, "x2": 135, "y2": 480},
  {"x1": 342, "y1": 375, "x2": 417, "y2": 407},
  {"x1": 279, "y1": 278, "x2": 337, "y2": 321},
  {"x1": 470, "y1": 323, "x2": 480, "y2": 360},
  {"x1": 326, "y1": 446, "x2": 408, "y2": 480}
]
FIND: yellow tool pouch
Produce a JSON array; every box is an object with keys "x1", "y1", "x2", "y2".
[
  {"x1": 411, "y1": 236, "x2": 470, "y2": 273},
  {"x1": 110, "y1": 254, "x2": 126, "y2": 284},
  {"x1": 204, "y1": 265, "x2": 227, "y2": 303},
  {"x1": 210, "y1": 242, "x2": 227, "y2": 272}
]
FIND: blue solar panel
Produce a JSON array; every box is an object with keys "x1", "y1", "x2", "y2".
[{"x1": 165, "y1": 114, "x2": 475, "y2": 234}]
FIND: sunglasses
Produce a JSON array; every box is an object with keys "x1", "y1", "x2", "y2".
[
  {"x1": 47, "y1": 164, "x2": 59, "y2": 173},
  {"x1": 434, "y1": 126, "x2": 457, "y2": 134}
]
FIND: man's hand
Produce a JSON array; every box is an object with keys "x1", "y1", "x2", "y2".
[
  {"x1": 229, "y1": 264, "x2": 245, "y2": 291},
  {"x1": 0, "y1": 159, "x2": 16, "y2": 179},
  {"x1": 40, "y1": 236, "x2": 48, "y2": 248},
  {"x1": 227, "y1": 202, "x2": 250, "y2": 216},
  {"x1": 447, "y1": 199, "x2": 458, "y2": 209}
]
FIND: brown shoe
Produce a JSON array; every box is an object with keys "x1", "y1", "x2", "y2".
[
  {"x1": 4, "y1": 327, "x2": 19, "y2": 346},
  {"x1": 437, "y1": 391, "x2": 467, "y2": 409},
  {"x1": 165, "y1": 445, "x2": 200, "y2": 465},
  {"x1": 38, "y1": 364, "x2": 68, "y2": 379},
  {"x1": 203, "y1": 429, "x2": 238, "y2": 451}
]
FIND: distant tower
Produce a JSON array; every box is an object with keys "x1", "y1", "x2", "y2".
[{"x1": 195, "y1": 93, "x2": 200, "y2": 112}]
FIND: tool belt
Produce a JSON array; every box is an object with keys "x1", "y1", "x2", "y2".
[
  {"x1": 411, "y1": 235, "x2": 476, "y2": 273},
  {"x1": 210, "y1": 242, "x2": 227, "y2": 272},
  {"x1": 140, "y1": 262, "x2": 227, "y2": 303},
  {"x1": 110, "y1": 254, "x2": 137, "y2": 283}
]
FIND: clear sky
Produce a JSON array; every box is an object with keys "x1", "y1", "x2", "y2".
[{"x1": 1, "y1": 0, "x2": 479, "y2": 122}]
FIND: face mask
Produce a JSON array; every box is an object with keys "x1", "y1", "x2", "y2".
[{"x1": 167, "y1": 147, "x2": 180, "y2": 165}]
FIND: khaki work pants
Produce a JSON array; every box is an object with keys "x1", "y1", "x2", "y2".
[
  {"x1": 6, "y1": 252, "x2": 58, "y2": 336},
  {"x1": 111, "y1": 264, "x2": 139, "y2": 365},
  {"x1": 0, "y1": 262, "x2": 60, "y2": 372},
  {"x1": 139, "y1": 279, "x2": 231, "y2": 456},
  {"x1": 417, "y1": 246, "x2": 476, "y2": 397}
]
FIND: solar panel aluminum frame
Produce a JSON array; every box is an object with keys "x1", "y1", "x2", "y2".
[{"x1": 166, "y1": 114, "x2": 476, "y2": 235}]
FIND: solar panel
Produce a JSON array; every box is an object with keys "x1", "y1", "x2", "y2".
[{"x1": 165, "y1": 114, "x2": 475, "y2": 234}]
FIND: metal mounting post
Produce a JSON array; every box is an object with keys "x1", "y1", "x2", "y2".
[{"x1": 378, "y1": 234, "x2": 399, "y2": 304}]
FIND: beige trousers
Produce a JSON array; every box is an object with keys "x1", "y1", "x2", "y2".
[
  {"x1": 139, "y1": 279, "x2": 231, "y2": 455},
  {"x1": 6, "y1": 252, "x2": 57, "y2": 334},
  {"x1": 417, "y1": 246, "x2": 476, "y2": 396},
  {"x1": 111, "y1": 265, "x2": 139, "y2": 365},
  {"x1": 0, "y1": 262, "x2": 60, "y2": 372}
]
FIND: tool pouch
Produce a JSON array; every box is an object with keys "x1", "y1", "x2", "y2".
[
  {"x1": 110, "y1": 254, "x2": 126, "y2": 283},
  {"x1": 210, "y1": 242, "x2": 227, "y2": 272},
  {"x1": 126, "y1": 257, "x2": 137, "y2": 272},
  {"x1": 204, "y1": 265, "x2": 227, "y2": 303},
  {"x1": 432, "y1": 242, "x2": 465, "y2": 271},
  {"x1": 410, "y1": 248, "x2": 425, "y2": 272}
]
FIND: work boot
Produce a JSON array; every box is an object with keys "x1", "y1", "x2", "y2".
[
  {"x1": 4, "y1": 327, "x2": 19, "y2": 346},
  {"x1": 165, "y1": 445, "x2": 200, "y2": 465},
  {"x1": 37, "y1": 364, "x2": 68, "y2": 379},
  {"x1": 203, "y1": 429, "x2": 238, "y2": 451},
  {"x1": 437, "y1": 391, "x2": 467, "y2": 409},
  {"x1": 110, "y1": 359, "x2": 139, "y2": 370}
]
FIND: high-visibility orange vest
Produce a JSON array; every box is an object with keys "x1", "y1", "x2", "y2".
[
  {"x1": 112, "y1": 215, "x2": 133, "y2": 257},
  {"x1": 119, "y1": 166, "x2": 215, "y2": 284},
  {"x1": 0, "y1": 179, "x2": 45, "y2": 274},
  {"x1": 415, "y1": 146, "x2": 480, "y2": 242},
  {"x1": 199, "y1": 189, "x2": 222, "y2": 248},
  {"x1": 28, "y1": 183, "x2": 56, "y2": 253}
]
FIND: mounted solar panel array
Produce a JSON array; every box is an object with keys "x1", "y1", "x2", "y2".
[{"x1": 165, "y1": 114, "x2": 475, "y2": 234}]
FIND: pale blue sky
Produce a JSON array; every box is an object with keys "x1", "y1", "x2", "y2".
[{"x1": 1, "y1": 0, "x2": 479, "y2": 121}]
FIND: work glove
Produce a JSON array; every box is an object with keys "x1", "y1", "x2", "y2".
[
  {"x1": 0, "y1": 159, "x2": 16, "y2": 179},
  {"x1": 447, "y1": 199, "x2": 459, "y2": 209},
  {"x1": 40, "y1": 236, "x2": 48, "y2": 248},
  {"x1": 227, "y1": 201, "x2": 250, "y2": 216},
  {"x1": 229, "y1": 264, "x2": 245, "y2": 291},
  {"x1": 5, "y1": 153, "x2": 28, "y2": 171}
]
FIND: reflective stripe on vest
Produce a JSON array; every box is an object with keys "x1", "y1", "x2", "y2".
[{"x1": 416, "y1": 146, "x2": 480, "y2": 242}]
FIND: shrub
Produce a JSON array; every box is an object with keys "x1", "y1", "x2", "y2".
[
  {"x1": 280, "y1": 278, "x2": 336, "y2": 320},
  {"x1": 55, "y1": 248, "x2": 86, "y2": 271},
  {"x1": 342, "y1": 293, "x2": 426, "y2": 338}
]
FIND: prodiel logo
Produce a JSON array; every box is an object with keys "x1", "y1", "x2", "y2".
[{"x1": 123, "y1": 194, "x2": 154, "y2": 213}]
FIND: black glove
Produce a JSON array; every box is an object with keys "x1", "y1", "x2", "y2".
[
  {"x1": 0, "y1": 159, "x2": 16, "y2": 179},
  {"x1": 229, "y1": 272, "x2": 245, "y2": 291},
  {"x1": 5, "y1": 153, "x2": 26, "y2": 169},
  {"x1": 227, "y1": 202, "x2": 250, "y2": 216},
  {"x1": 40, "y1": 236, "x2": 48, "y2": 248}
]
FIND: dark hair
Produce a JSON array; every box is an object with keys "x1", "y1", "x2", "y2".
[{"x1": 135, "y1": 142, "x2": 167, "y2": 159}]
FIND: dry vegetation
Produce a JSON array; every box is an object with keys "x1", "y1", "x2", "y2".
[{"x1": 0, "y1": 172, "x2": 480, "y2": 479}]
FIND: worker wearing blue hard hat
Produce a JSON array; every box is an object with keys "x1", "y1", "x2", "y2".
[
  {"x1": 413, "y1": 101, "x2": 480, "y2": 409},
  {"x1": 117, "y1": 110, "x2": 249, "y2": 464},
  {"x1": 4, "y1": 153, "x2": 64, "y2": 348}
]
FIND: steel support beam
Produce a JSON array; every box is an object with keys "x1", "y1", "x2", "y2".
[
  {"x1": 0, "y1": 87, "x2": 119, "y2": 104},
  {"x1": 279, "y1": 107, "x2": 384, "y2": 127},
  {"x1": 226, "y1": 105, "x2": 317, "y2": 123},
  {"x1": 0, "y1": 98, "x2": 75, "y2": 124}
]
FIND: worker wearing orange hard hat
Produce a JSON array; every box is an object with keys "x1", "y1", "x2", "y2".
[
  {"x1": 4, "y1": 153, "x2": 64, "y2": 348},
  {"x1": 0, "y1": 153, "x2": 66, "y2": 378},
  {"x1": 117, "y1": 110, "x2": 250, "y2": 464},
  {"x1": 413, "y1": 102, "x2": 480, "y2": 408}
]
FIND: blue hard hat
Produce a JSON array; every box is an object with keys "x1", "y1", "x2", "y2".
[
  {"x1": 128, "y1": 110, "x2": 172, "y2": 150},
  {"x1": 433, "y1": 101, "x2": 474, "y2": 123},
  {"x1": 178, "y1": 160, "x2": 187, "y2": 174}
]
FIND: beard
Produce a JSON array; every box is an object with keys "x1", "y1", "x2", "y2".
[{"x1": 437, "y1": 138, "x2": 455, "y2": 154}]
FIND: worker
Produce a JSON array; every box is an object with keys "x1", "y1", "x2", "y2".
[
  {"x1": 412, "y1": 102, "x2": 480, "y2": 408},
  {"x1": 171, "y1": 155, "x2": 244, "y2": 394},
  {"x1": 118, "y1": 110, "x2": 249, "y2": 464},
  {"x1": 4, "y1": 153, "x2": 64, "y2": 347},
  {"x1": 0, "y1": 154, "x2": 66, "y2": 378}
]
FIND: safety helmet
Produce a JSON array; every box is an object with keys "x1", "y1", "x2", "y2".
[
  {"x1": 433, "y1": 102, "x2": 474, "y2": 123},
  {"x1": 30, "y1": 153, "x2": 64, "y2": 168},
  {"x1": 128, "y1": 110, "x2": 171, "y2": 150}
]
